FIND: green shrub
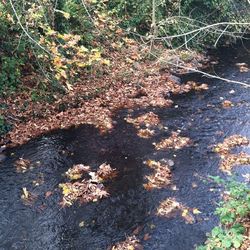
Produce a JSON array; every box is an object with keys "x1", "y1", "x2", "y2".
[
  {"x1": 198, "y1": 177, "x2": 250, "y2": 250},
  {"x1": 0, "y1": 56, "x2": 22, "y2": 92}
]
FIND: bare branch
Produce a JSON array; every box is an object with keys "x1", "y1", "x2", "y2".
[
  {"x1": 151, "y1": 52, "x2": 250, "y2": 88},
  {"x1": 155, "y1": 22, "x2": 250, "y2": 40},
  {"x1": 9, "y1": 0, "x2": 51, "y2": 55}
]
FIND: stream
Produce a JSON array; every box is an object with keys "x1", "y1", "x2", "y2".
[{"x1": 0, "y1": 41, "x2": 249, "y2": 250}]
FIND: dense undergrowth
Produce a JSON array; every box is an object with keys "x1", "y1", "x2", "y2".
[{"x1": 0, "y1": 0, "x2": 249, "y2": 96}]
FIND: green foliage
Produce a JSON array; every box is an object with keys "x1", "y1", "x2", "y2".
[
  {"x1": 109, "y1": 0, "x2": 250, "y2": 48},
  {"x1": 0, "y1": 0, "x2": 113, "y2": 92},
  {"x1": 108, "y1": 0, "x2": 152, "y2": 31},
  {"x1": 198, "y1": 224, "x2": 244, "y2": 250},
  {"x1": 0, "y1": 115, "x2": 10, "y2": 136},
  {"x1": 198, "y1": 177, "x2": 250, "y2": 250},
  {"x1": 0, "y1": 56, "x2": 22, "y2": 91},
  {"x1": 0, "y1": 0, "x2": 249, "y2": 94}
]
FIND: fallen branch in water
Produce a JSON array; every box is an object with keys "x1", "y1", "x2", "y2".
[{"x1": 151, "y1": 52, "x2": 250, "y2": 88}]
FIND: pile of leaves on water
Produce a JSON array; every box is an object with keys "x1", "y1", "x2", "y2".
[
  {"x1": 137, "y1": 128, "x2": 155, "y2": 139},
  {"x1": 59, "y1": 163, "x2": 116, "y2": 207},
  {"x1": 153, "y1": 131, "x2": 191, "y2": 150},
  {"x1": 125, "y1": 112, "x2": 161, "y2": 139},
  {"x1": 213, "y1": 135, "x2": 250, "y2": 174},
  {"x1": 170, "y1": 81, "x2": 208, "y2": 95},
  {"x1": 15, "y1": 158, "x2": 32, "y2": 173},
  {"x1": 220, "y1": 153, "x2": 250, "y2": 174},
  {"x1": 109, "y1": 236, "x2": 143, "y2": 250},
  {"x1": 143, "y1": 160, "x2": 172, "y2": 190},
  {"x1": 156, "y1": 198, "x2": 200, "y2": 224},
  {"x1": 214, "y1": 135, "x2": 249, "y2": 155},
  {"x1": 14, "y1": 157, "x2": 42, "y2": 173},
  {"x1": 156, "y1": 198, "x2": 180, "y2": 217},
  {"x1": 125, "y1": 112, "x2": 160, "y2": 128},
  {"x1": 65, "y1": 164, "x2": 91, "y2": 180}
]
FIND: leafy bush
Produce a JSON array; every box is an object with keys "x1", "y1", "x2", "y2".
[
  {"x1": 198, "y1": 177, "x2": 250, "y2": 250},
  {"x1": 109, "y1": 0, "x2": 250, "y2": 48},
  {"x1": 0, "y1": 0, "x2": 113, "y2": 92},
  {"x1": 0, "y1": 0, "x2": 249, "y2": 94},
  {"x1": 0, "y1": 56, "x2": 22, "y2": 91}
]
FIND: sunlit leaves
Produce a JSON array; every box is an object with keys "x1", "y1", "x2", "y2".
[
  {"x1": 153, "y1": 132, "x2": 191, "y2": 150},
  {"x1": 65, "y1": 164, "x2": 90, "y2": 180},
  {"x1": 110, "y1": 236, "x2": 143, "y2": 250},
  {"x1": 125, "y1": 112, "x2": 160, "y2": 129},
  {"x1": 15, "y1": 158, "x2": 31, "y2": 173},
  {"x1": 156, "y1": 198, "x2": 198, "y2": 224},
  {"x1": 143, "y1": 160, "x2": 171, "y2": 189},
  {"x1": 59, "y1": 163, "x2": 116, "y2": 207},
  {"x1": 213, "y1": 135, "x2": 250, "y2": 174}
]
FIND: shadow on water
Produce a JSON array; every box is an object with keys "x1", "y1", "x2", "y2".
[{"x1": 0, "y1": 41, "x2": 249, "y2": 250}]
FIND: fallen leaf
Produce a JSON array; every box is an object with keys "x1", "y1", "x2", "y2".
[
  {"x1": 143, "y1": 233, "x2": 151, "y2": 241},
  {"x1": 193, "y1": 208, "x2": 202, "y2": 214},
  {"x1": 45, "y1": 191, "x2": 53, "y2": 198},
  {"x1": 79, "y1": 221, "x2": 85, "y2": 227}
]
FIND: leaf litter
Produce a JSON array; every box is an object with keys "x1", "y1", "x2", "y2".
[
  {"x1": 213, "y1": 135, "x2": 250, "y2": 174},
  {"x1": 143, "y1": 160, "x2": 172, "y2": 190},
  {"x1": 153, "y1": 131, "x2": 191, "y2": 150},
  {"x1": 156, "y1": 198, "x2": 199, "y2": 224},
  {"x1": 0, "y1": 42, "x2": 209, "y2": 148},
  {"x1": 109, "y1": 235, "x2": 143, "y2": 250},
  {"x1": 59, "y1": 163, "x2": 116, "y2": 207}
]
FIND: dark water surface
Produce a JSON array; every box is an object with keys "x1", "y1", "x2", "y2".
[{"x1": 0, "y1": 42, "x2": 249, "y2": 250}]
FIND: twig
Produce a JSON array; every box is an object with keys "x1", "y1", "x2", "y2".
[
  {"x1": 151, "y1": 52, "x2": 250, "y2": 88},
  {"x1": 9, "y1": 0, "x2": 51, "y2": 55},
  {"x1": 80, "y1": 0, "x2": 99, "y2": 32},
  {"x1": 155, "y1": 22, "x2": 250, "y2": 40},
  {"x1": 214, "y1": 25, "x2": 229, "y2": 47}
]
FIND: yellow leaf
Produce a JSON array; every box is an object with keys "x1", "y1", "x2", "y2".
[
  {"x1": 128, "y1": 246, "x2": 134, "y2": 250},
  {"x1": 79, "y1": 221, "x2": 85, "y2": 227},
  {"x1": 46, "y1": 28, "x2": 56, "y2": 36},
  {"x1": 77, "y1": 62, "x2": 87, "y2": 68},
  {"x1": 79, "y1": 46, "x2": 89, "y2": 53},
  {"x1": 22, "y1": 187, "x2": 29, "y2": 199},
  {"x1": 193, "y1": 208, "x2": 202, "y2": 214},
  {"x1": 59, "y1": 184, "x2": 71, "y2": 195},
  {"x1": 102, "y1": 59, "x2": 110, "y2": 66},
  {"x1": 63, "y1": 12, "x2": 70, "y2": 20},
  {"x1": 182, "y1": 209, "x2": 189, "y2": 217},
  {"x1": 59, "y1": 69, "x2": 67, "y2": 79}
]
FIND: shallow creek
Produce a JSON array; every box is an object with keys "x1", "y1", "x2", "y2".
[{"x1": 0, "y1": 42, "x2": 249, "y2": 250}]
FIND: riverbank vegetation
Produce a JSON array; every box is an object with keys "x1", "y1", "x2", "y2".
[
  {"x1": 198, "y1": 177, "x2": 250, "y2": 250},
  {"x1": 0, "y1": 1, "x2": 250, "y2": 249},
  {"x1": 0, "y1": 0, "x2": 249, "y2": 144}
]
